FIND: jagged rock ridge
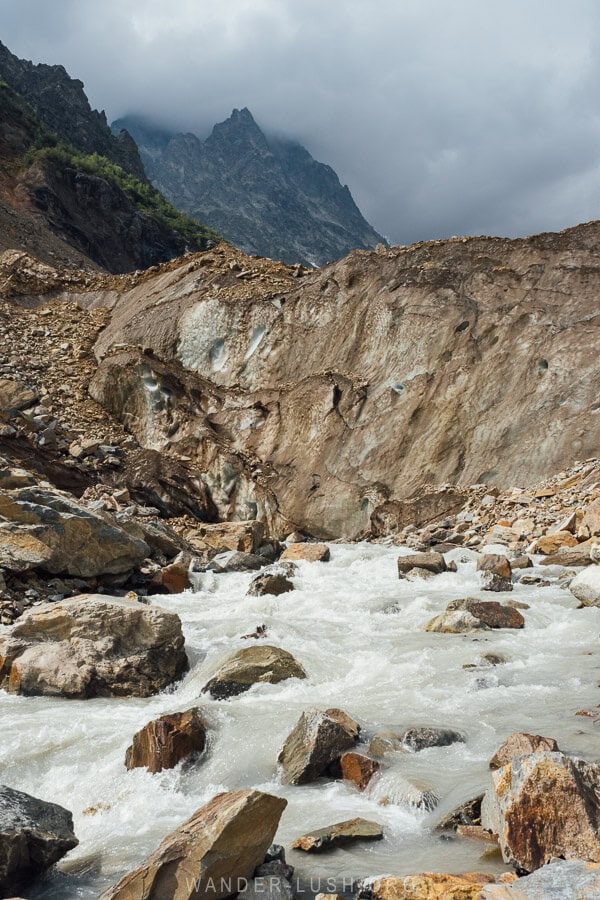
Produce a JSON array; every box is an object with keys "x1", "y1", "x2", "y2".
[
  {"x1": 114, "y1": 108, "x2": 386, "y2": 266},
  {"x1": 0, "y1": 44, "x2": 218, "y2": 272}
]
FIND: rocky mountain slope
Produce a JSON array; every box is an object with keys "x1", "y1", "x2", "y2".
[
  {"x1": 0, "y1": 46, "x2": 219, "y2": 272},
  {"x1": 3, "y1": 221, "x2": 599, "y2": 540},
  {"x1": 115, "y1": 108, "x2": 386, "y2": 266}
]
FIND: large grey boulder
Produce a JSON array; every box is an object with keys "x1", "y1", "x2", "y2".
[
  {"x1": 0, "y1": 784, "x2": 78, "y2": 896},
  {"x1": 569, "y1": 565, "x2": 600, "y2": 607},
  {"x1": 203, "y1": 645, "x2": 306, "y2": 699},
  {"x1": 480, "y1": 860, "x2": 600, "y2": 898},
  {"x1": 0, "y1": 595, "x2": 188, "y2": 698},
  {"x1": 0, "y1": 486, "x2": 149, "y2": 576},
  {"x1": 278, "y1": 708, "x2": 360, "y2": 785},
  {"x1": 101, "y1": 790, "x2": 287, "y2": 900},
  {"x1": 482, "y1": 751, "x2": 600, "y2": 871}
]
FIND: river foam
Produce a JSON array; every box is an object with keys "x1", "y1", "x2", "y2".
[{"x1": 1, "y1": 543, "x2": 598, "y2": 897}]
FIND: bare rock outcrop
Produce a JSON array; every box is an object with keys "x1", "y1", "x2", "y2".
[
  {"x1": 100, "y1": 789, "x2": 287, "y2": 900},
  {"x1": 0, "y1": 595, "x2": 188, "y2": 697},
  {"x1": 489, "y1": 732, "x2": 559, "y2": 770},
  {"x1": 0, "y1": 784, "x2": 78, "y2": 896}
]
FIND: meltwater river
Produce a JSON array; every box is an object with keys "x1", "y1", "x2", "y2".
[{"x1": 1, "y1": 543, "x2": 599, "y2": 898}]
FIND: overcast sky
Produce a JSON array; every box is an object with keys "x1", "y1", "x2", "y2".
[{"x1": 2, "y1": 0, "x2": 600, "y2": 244}]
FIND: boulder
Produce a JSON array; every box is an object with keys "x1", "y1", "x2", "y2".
[
  {"x1": 0, "y1": 379, "x2": 38, "y2": 412},
  {"x1": 488, "y1": 860, "x2": 600, "y2": 898},
  {"x1": 481, "y1": 751, "x2": 600, "y2": 871},
  {"x1": 358, "y1": 872, "x2": 506, "y2": 900},
  {"x1": 531, "y1": 532, "x2": 578, "y2": 554},
  {"x1": 208, "y1": 551, "x2": 265, "y2": 573},
  {"x1": 579, "y1": 499, "x2": 600, "y2": 540},
  {"x1": 247, "y1": 568, "x2": 294, "y2": 597},
  {"x1": 125, "y1": 708, "x2": 207, "y2": 773},
  {"x1": 202, "y1": 646, "x2": 306, "y2": 699},
  {"x1": 0, "y1": 595, "x2": 188, "y2": 698},
  {"x1": 278, "y1": 708, "x2": 359, "y2": 785},
  {"x1": 510, "y1": 555, "x2": 533, "y2": 569},
  {"x1": 280, "y1": 543, "x2": 330, "y2": 563},
  {"x1": 186, "y1": 521, "x2": 265, "y2": 556},
  {"x1": 0, "y1": 487, "x2": 149, "y2": 577},
  {"x1": 401, "y1": 726, "x2": 464, "y2": 752},
  {"x1": 150, "y1": 560, "x2": 191, "y2": 594},
  {"x1": 374, "y1": 772, "x2": 438, "y2": 811},
  {"x1": 540, "y1": 541, "x2": 596, "y2": 567},
  {"x1": 398, "y1": 552, "x2": 446, "y2": 577},
  {"x1": 489, "y1": 732, "x2": 559, "y2": 770},
  {"x1": 569, "y1": 566, "x2": 600, "y2": 607},
  {"x1": 291, "y1": 817, "x2": 383, "y2": 852},
  {"x1": 337, "y1": 752, "x2": 380, "y2": 790},
  {"x1": 0, "y1": 784, "x2": 78, "y2": 896},
  {"x1": 477, "y1": 554, "x2": 512, "y2": 579},
  {"x1": 100, "y1": 789, "x2": 287, "y2": 900},
  {"x1": 425, "y1": 598, "x2": 524, "y2": 633}
]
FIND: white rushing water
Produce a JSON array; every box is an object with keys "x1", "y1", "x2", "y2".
[{"x1": 1, "y1": 543, "x2": 599, "y2": 898}]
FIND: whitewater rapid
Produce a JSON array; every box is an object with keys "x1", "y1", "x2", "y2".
[{"x1": 2, "y1": 543, "x2": 599, "y2": 898}]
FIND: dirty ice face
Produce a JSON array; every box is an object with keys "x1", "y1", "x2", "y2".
[{"x1": 2, "y1": 542, "x2": 597, "y2": 898}]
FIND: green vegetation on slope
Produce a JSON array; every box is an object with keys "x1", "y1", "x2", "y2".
[{"x1": 0, "y1": 81, "x2": 221, "y2": 247}]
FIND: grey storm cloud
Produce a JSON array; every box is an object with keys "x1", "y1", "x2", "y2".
[{"x1": 2, "y1": 0, "x2": 600, "y2": 244}]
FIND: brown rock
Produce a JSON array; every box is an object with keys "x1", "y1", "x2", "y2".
[
  {"x1": 540, "y1": 540, "x2": 597, "y2": 567},
  {"x1": 125, "y1": 708, "x2": 207, "y2": 773},
  {"x1": 531, "y1": 532, "x2": 578, "y2": 554},
  {"x1": 426, "y1": 598, "x2": 524, "y2": 632},
  {"x1": 510, "y1": 555, "x2": 533, "y2": 569},
  {"x1": 291, "y1": 817, "x2": 382, "y2": 852},
  {"x1": 247, "y1": 570, "x2": 294, "y2": 596},
  {"x1": 280, "y1": 543, "x2": 330, "y2": 563},
  {"x1": 481, "y1": 751, "x2": 600, "y2": 871},
  {"x1": 278, "y1": 708, "x2": 359, "y2": 784},
  {"x1": 398, "y1": 552, "x2": 446, "y2": 576},
  {"x1": 100, "y1": 789, "x2": 287, "y2": 900},
  {"x1": 0, "y1": 595, "x2": 188, "y2": 698},
  {"x1": 364, "y1": 872, "x2": 500, "y2": 900},
  {"x1": 489, "y1": 732, "x2": 560, "y2": 770},
  {"x1": 368, "y1": 731, "x2": 404, "y2": 757},
  {"x1": 0, "y1": 529, "x2": 53, "y2": 573},
  {"x1": 579, "y1": 498, "x2": 600, "y2": 539},
  {"x1": 151, "y1": 560, "x2": 191, "y2": 594},
  {"x1": 435, "y1": 795, "x2": 483, "y2": 830},
  {"x1": 338, "y1": 752, "x2": 380, "y2": 790},
  {"x1": 477, "y1": 554, "x2": 512, "y2": 579},
  {"x1": 456, "y1": 824, "x2": 499, "y2": 844},
  {"x1": 0, "y1": 378, "x2": 38, "y2": 411},
  {"x1": 202, "y1": 645, "x2": 306, "y2": 699},
  {"x1": 186, "y1": 521, "x2": 265, "y2": 556}
]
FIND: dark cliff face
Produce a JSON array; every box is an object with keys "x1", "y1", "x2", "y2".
[
  {"x1": 116, "y1": 108, "x2": 386, "y2": 266},
  {"x1": 0, "y1": 40, "x2": 145, "y2": 180},
  {"x1": 0, "y1": 57, "x2": 218, "y2": 273}
]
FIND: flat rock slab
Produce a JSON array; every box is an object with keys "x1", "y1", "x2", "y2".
[
  {"x1": 0, "y1": 784, "x2": 78, "y2": 896},
  {"x1": 0, "y1": 594, "x2": 188, "y2": 698},
  {"x1": 125, "y1": 708, "x2": 207, "y2": 773},
  {"x1": 291, "y1": 817, "x2": 383, "y2": 852},
  {"x1": 101, "y1": 789, "x2": 287, "y2": 900},
  {"x1": 203, "y1": 645, "x2": 306, "y2": 699}
]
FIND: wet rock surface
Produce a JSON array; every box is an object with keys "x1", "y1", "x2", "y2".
[
  {"x1": 125, "y1": 708, "x2": 208, "y2": 773},
  {"x1": 291, "y1": 817, "x2": 383, "y2": 852},
  {"x1": 202, "y1": 645, "x2": 306, "y2": 700},
  {"x1": 0, "y1": 784, "x2": 78, "y2": 896},
  {"x1": 425, "y1": 598, "x2": 525, "y2": 633},
  {"x1": 278, "y1": 708, "x2": 360, "y2": 785}
]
